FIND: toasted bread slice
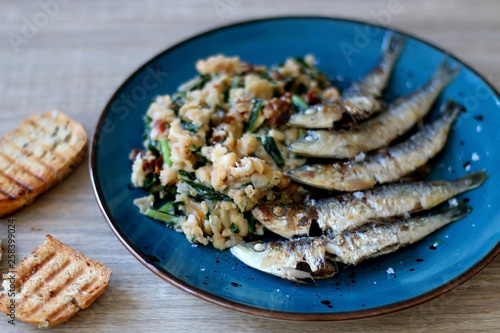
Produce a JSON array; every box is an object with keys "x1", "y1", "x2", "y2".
[
  {"x1": 0, "y1": 111, "x2": 87, "y2": 217},
  {"x1": 0, "y1": 235, "x2": 112, "y2": 327}
]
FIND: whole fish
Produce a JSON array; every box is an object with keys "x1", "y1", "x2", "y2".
[
  {"x1": 231, "y1": 204, "x2": 471, "y2": 281},
  {"x1": 253, "y1": 171, "x2": 486, "y2": 238},
  {"x1": 230, "y1": 237, "x2": 337, "y2": 282},
  {"x1": 287, "y1": 32, "x2": 406, "y2": 129},
  {"x1": 289, "y1": 59, "x2": 459, "y2": 158},
  {"x1": 324, "y1": 203, "x2": 471, "y2": 265},
  {"x1": 342, "y1": 31, "x2": 406, "y2": 121},
  {"x1": 288, "y1": 100, "x2": 463, "y2": 191}
]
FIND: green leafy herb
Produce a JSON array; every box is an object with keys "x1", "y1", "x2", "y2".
[
  {"x1": 143, "y1": 172, "x2": 163, "y2": 194},
  {"x1": 243, "y1": 211, "x2": 255, "y2": 234},
  {"x1": 180, "y1": 119, "x2": 200, "y2": 133},
  {"x1": 293, "y1": 57, "x2": 311, "y2": 69},
  {"x1": 144, "y1": 207, "x2": 182, "y2": 228},
  {"x1": 259, "y1": 72, "x2": 272, "y2": 81},
  {"x1": 159, "y1": 138, "x2": 172, "y2": 167},
  {"x1": 192, "y1": 144, "x2": 208, "y2": 168},
  {"x1": 178, "y1": 170, "x2": 232, "y2": 202},
  {"x1": 171, "y1": 91, "x2": 186, "y2": 110},
  {"x1": 179, "y1": 74, "x2": 211, "y2": 92},
  {"x1": 247, "y1": 98, "x2": 264, "y2": 132},
  {"x1": 292, "y1": 95, "x2": 309, "y2": 111},
  {"x1": 147, "y1": 142, "x2": 161, "y2": 158},
  {"x1": 224, "y1": 76, "x2": 244, "y2": 102},
  {"x1": 231, "y1": 222, "x2": 240, "y2": 234},
  {"x1": 177, "y1": 169, "x2": 196, "y2": 181},
  {"x1": 259, "y1": 136, "x2": 285, "y2": 168},
  {"x1": 158, "y1": 200, "x2": 175, "y2": 213}
]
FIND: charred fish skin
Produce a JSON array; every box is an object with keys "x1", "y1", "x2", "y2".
[
  {"x1": 251, "y1": 204, "x2": 317, "y2": 239},
  {"x1": 289, "y1": 59, "x2": 460, "y2": 159},
  {"x1": 324, "y1": 203, "x2": 472, "y2": 265},
  {"x1": 253, "y1": 171, "x2": 486, "y2": 238},
  {"x1": 288, "y1": 100, "x2": 463, "y2": 191},
  {"x1": 229, "y1": 238, "x2": 337, "y2": 282},
  {"x1": 342, "y1": 32, "x2": 406, "y2": 121}
]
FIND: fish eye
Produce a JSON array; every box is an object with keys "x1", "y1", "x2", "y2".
[
  {"x1": 252, "y1": 242, "x2": 265, "y2": 252},
  {"x1": 272, "y1": 206, "x2": 287, "y2": 217}
]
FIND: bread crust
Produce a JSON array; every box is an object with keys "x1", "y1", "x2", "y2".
[
  {"x1": 0, "y1": 235, "x2": 112, "y2": 327},
  {"x1": 0, "y1": 111, "x2": 87, "y2": 217}
]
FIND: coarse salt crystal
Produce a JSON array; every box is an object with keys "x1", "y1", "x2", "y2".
[
  {"x1": 403, "y1": 212, "x2": 411, "y2": 219},
  {"x1": 472, "y1": 152, "x2": 480, "y2": 161},
  {"x1": 353, "y1": 191, "x2": 365, "y2": 199},
  {"x1": 476, "y1": 125, "x2": 482, "y2": 133},
  {"x1": 448, "y1": 198, "x2": 458, "y2": 207},
  {"x1": 465, "y1": 164, "x2": 471, "y2": 171},
  {"x1": 354, "y1": 152, "x2": 366, "y2": 162},
  {"x1": 386, "y1": 267, "x2": 395, "y2": 274}
]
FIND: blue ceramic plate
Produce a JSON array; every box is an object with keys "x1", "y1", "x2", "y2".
[{"x1": 90, "y1": 17, "x2": 500, "y2": 320}]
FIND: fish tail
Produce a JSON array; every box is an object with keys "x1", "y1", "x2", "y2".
[
  {"x1": 439, "y1": 99, "x2": 465, "y2": 120},
  {"x1": 381, "y1": 31, "x2": 406, "y2": 59},
  {"x1": 458, "y1": 170, "x2": 488, "y2": 190},
  {"x1": 432, "y1": 58, "x2": 460, "y2": 87},
  {"x1": 441, "y1": 202, "x2": 472, "y2": 221}
]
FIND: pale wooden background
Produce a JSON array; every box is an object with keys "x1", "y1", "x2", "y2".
[{"x1": 0, "y1": 0, "x2": 499, "y2": 332}]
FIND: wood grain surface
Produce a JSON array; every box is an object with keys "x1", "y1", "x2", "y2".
[{"x1": 0, "y1": 0, "x2": 499, "y2": 332}]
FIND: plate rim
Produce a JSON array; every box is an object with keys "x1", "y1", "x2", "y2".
[{"x1": 89, "y1": 15, "x2": 500, "y2": 321}]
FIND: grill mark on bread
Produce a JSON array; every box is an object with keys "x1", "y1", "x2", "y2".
[
  {"x1": 0, "y1": 173, "x2": 26, "y2": 199},
  {"x1": 15, "y1": 251, "x2": 58, "y2": 288},
  {"x1": 0, "y1": 235, "x2": 112, "y2": 327},
  {"x1": 0, "y1": 111, "x2": 87, "y2": 217},
  {"x1": 1, "y1": 139, "x2": 59, "y2": 172},
  {"x1": 0, "y1": 148, "x2": 50, "y2": 182},
  {"x1": 0, "y1": 154, "x2": 45, "y2": 192},
  {"x1": 4, "y1": 130, "x2": 69, "y2": 166},
  {"x1": 18, "y1": 258, "x2": 71, "y2": 303},
  {"x1": 19, "y1": 119, "x2": 80, "y2": 156},
  {"x1": 23, "y1": 263, "x2": 85, "y2": 316}
]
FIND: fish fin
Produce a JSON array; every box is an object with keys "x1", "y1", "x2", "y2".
[
  {"x1": 442, "y1": 202, "x2": 472, "y2": 221},
  {"x1": 433, "y1": 58, "x2": 460, "y2": 87},
  {"x1": 382, "y1": 31, "x2": 406, "y2": 59},
  {"x1": 439, "y1": 99, "x2": 466, "y2": 115},
  {"x1": 437, "y1": 99, "x2": 465, "y2": 124},
  {"x1": 461, "y1": 170, "x2": 488, "y2": 189}
]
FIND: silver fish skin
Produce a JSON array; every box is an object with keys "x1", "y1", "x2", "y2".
[
  {"x1": 342, "y1": 32, "x2": 406, "y2": 121},
  {"x1": 252, "y1": 171, "x2": 486, "y2": 238},
  {"x1": 324, "y1": 204, "x2": 471, "y2": 265},
  {"x1": 288, "y1": 100, "x2": 463, "y2": 191},
  {"x1": 232, "y1": 204, "x2": 470, "y2": 281},
  {"x1": 287, "y1": 32, "x2": 406, "y2": 129},
  {"x1": 289, "y1": 59, "x2": 460, "y2": 159},
  {"x1": 229, "y1": 237, "x2": 337, "y2": 282}
]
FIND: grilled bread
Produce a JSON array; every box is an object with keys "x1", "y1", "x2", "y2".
[
  {"x1": 0, "y1": 111, "x2": 87, "y2": 217},
  {"x1": 0, "y1": 235, "x2": 112, "y2": 327}
]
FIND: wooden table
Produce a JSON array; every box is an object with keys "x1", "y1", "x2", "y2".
[{"x1": 1, "y1": 1, "x2": 499, "y2": 332}]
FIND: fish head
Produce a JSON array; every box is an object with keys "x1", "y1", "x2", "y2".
[
  {"x1": 288, "y1": 130, "x2": 323, "y2": 156},
  {"x1": 288, "y1": 164, "x2": 335, "y2": 190},
  {"x1": 230, "y1": 239, "x2": 337, "y2": 282},
  {"x1": 251, "y1": 204, "x2": 314, "y2": 239},
  {"x1": 288, "y1": 104, "x2": 343, "y2": 129}
]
